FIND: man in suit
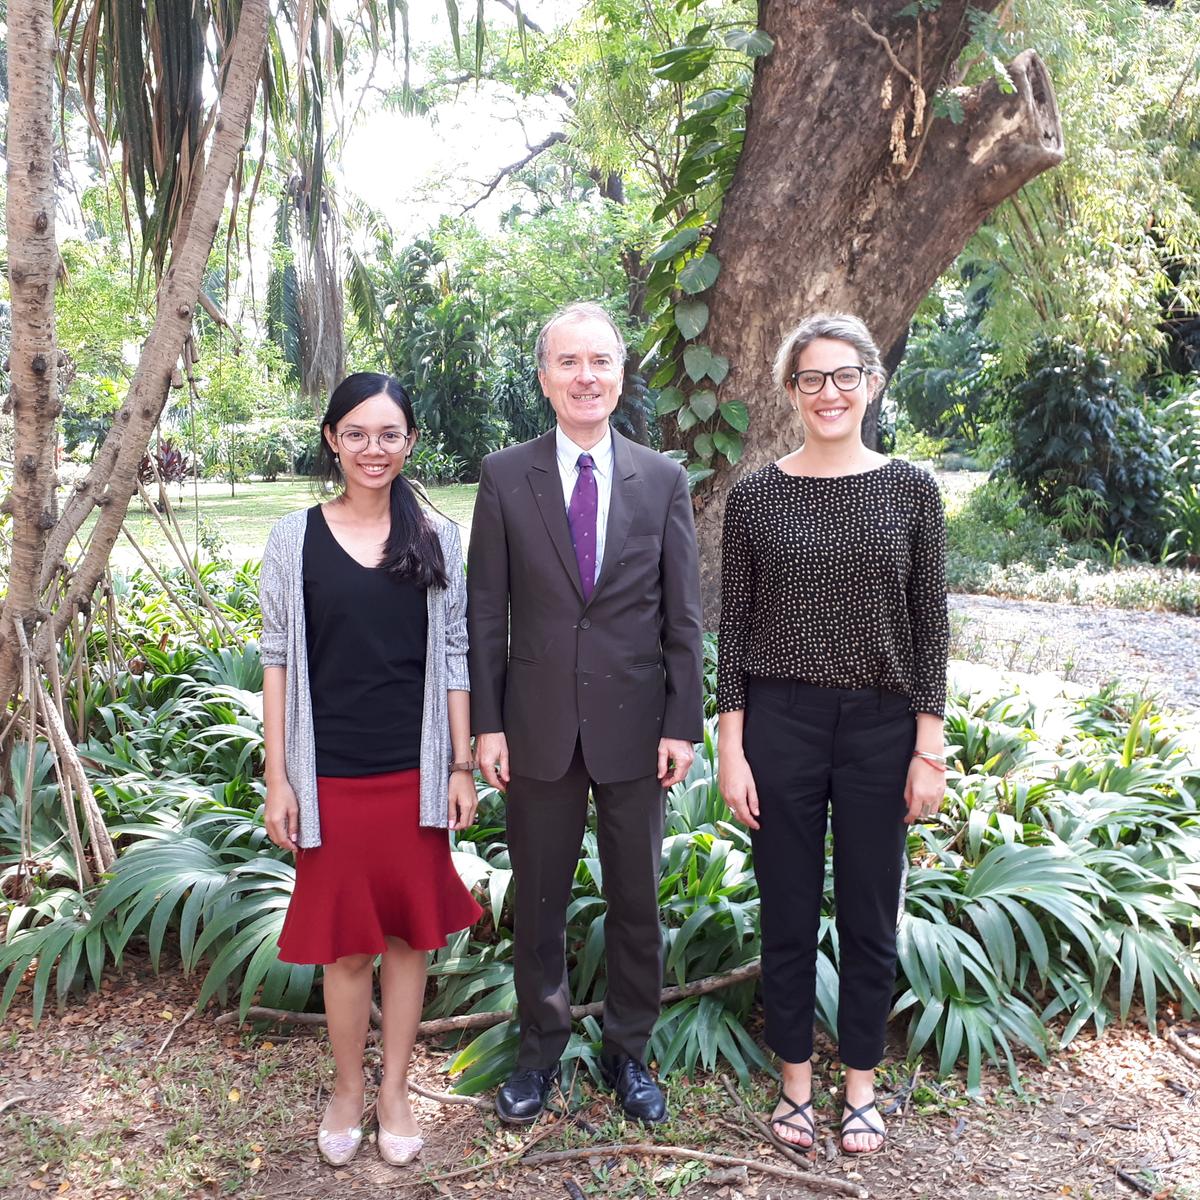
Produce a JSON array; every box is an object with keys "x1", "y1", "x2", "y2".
[{"x1": 468, "y1": 301, "x2": 703, "y2": 1124}]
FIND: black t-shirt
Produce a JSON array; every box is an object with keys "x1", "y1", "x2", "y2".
[{"x1": 303, "y1": 506, "x2": 428, "y2": 776}]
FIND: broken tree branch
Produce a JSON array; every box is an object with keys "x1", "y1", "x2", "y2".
[
  {"x1": 462, "y1": 131, "x2": 567, "y2": 213},
  {"x1": 1167, "y1": 1029, "x2": 1200, "y2": 1069},
  {"x1": 216, "y1": 961, "x2": 763, "y2": 1036},
  {"x1": 517, "y1": 1145, "x2": 867, "y2": 1197},
  {"x1": 719, "y1": 1073, "x2": 813, "y2": 1170}
]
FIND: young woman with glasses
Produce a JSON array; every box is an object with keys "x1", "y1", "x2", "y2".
[
  {"x1": 717, "y1": 313, "x2": 948, "y2": 1155},
  {"x1": 259, "y1": 372, "x2": 481, "y2": 1167}
]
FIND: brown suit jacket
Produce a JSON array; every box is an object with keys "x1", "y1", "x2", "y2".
[{"x1": 467, "y1": 427, "x2": 704, "y2": 783}]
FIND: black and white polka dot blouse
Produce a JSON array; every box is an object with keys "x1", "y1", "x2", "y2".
[{"x1": 717, "y1": 459, "x2": 948, "y2": 716}]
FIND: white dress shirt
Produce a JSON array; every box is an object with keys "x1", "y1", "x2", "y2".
[{"x1": 555, "y1": 425, "x2": 614, "y2": 585}]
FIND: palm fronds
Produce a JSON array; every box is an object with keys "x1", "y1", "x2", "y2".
[{"x1": 5, "y1": 581, "x2": 1200, "y2": 1096}]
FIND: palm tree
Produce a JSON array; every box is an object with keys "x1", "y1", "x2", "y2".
[{"x1": 1, "y1": 0, "x2": 534, "y2": 874}]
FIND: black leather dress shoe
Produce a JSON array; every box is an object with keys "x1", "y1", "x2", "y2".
[
  {"x1": 495, "y1": 1064, "x2": 561, "y2": 1124},
  {"x1": 600, "y1": 1052, "x2": 668, "y2": 1123}
]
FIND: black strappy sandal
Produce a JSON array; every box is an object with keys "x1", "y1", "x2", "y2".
[
  {"x1": 840, "y1": 1096, "x2": 887, "y2": 1155},
  {"x1": 768, "y1": 1090, "x2": 816, "y2": 1149}
]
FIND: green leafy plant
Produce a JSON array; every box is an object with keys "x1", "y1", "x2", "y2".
[
  {"x1": 637, "y1": 10, "x2": 771, "y2": 485},
  {"x1": 407, "y1": 441, "x2": 468, "y2": 485},
  {"x1": 5, "y1": 558, "x2": 1200, "y2": 1100},
  {"x1": 1006, "y1": 341, "x2": 1173, "y2": 554}
]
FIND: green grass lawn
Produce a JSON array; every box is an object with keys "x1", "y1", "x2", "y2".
[{"x1": 91, "y1": 478, "x2": 479, "y2": 571}]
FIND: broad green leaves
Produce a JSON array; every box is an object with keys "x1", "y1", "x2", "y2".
[
  {"x1": 683, "y1": 344, "x2": 728, "y2": 384},
  {"x1": 5, "y1": 590, "x2": 1200, "y2": 1099},
  {"x1": 637, "y1": 16, "x2": 774, "y2": 484},
  {"x1": 674, "y1": 300, "x2": 710, "y2": 339},
  {"x1": 650, "y1": 227, "x2": 703, "y2": 262},
  {"x1": 678, "y1": 252, "x2": 721, "y2": 294},
  {"x1": 722, "y1": 28, "x2": 774, "y2": 56}
]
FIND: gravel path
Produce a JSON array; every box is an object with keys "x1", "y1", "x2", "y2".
[{"x1": 950, "y1": 593, "x2": 1200, "y2": 713}]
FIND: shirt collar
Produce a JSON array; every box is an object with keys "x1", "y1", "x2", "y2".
[{"x1": 555, "y1": 424, "x2": 613, "y2": 477}]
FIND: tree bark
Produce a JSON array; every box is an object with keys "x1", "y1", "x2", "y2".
[
  {"x1": 0, "y1": 0, "x2": 273, "y2": 710},
  {"x1": 689, "y1": 1, "x2": 1064, "y2": 618},
  {"x1": 3, "y1": 0, "x2": 59, "y2": 648}
]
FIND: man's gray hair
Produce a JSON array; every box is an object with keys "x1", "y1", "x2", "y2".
[
  {"x1": 772, "y1": 312, "x2": 886, "y2": 394},
  {"x1": 535, "y1": 302, "x2": 627, "y2": 371}
]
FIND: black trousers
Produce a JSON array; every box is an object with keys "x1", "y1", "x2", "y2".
[
  {"x1": 744, "y1": 678, "x2": 915, "y2": 1070},
  {"x1": 506, "y1": 740, "x2": 665, "y2": 1068}
]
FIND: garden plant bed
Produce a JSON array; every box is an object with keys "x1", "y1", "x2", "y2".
[{"x1": 3, "y1": 953, "x2": 1199, "y2": 1200}]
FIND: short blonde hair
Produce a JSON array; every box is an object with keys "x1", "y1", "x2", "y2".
[{"x1": 772, "y1": 312, "x2": 886, "y2": 395}]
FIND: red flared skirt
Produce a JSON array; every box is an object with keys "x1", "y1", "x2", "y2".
[{"x1": 276, "y1": 769, "x2": 483, "y2": 965}]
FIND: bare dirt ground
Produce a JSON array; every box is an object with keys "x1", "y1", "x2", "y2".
[
  {"x1": 3, "y1": 955, "x2": 1199, "y2": 1200},
  {"x1": 950, "y1": 593, "x2": 1200, "y2": 714}
]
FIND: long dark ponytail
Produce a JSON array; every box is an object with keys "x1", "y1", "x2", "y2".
[{"x1": 316, "y1": 373, "x2": 448, "y2": 589}]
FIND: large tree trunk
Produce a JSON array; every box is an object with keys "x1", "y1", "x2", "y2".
[
  {"x1": 0, "y1": 0, "x2": 273, "y2": 710},
  {"x1": 690, "y1": 1, "x2": 1063, "y2": 617}
]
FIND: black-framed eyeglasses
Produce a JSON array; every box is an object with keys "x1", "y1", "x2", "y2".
[
  {"x1": 337, "y1": 429, "x2": 411, "y2": 454},
  {"x1": 789, "y1": 365, "x2": 867, "y2": 394}
]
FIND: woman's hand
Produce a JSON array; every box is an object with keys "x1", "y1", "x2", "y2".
[
  {"x1": 719, "y1": 748, "x2": 761, "y2": 830},
  {"x1": 265, "y1": 778, "x2": 300, "y2": 851},
  {"x1": 903, "y1": 756, "x2": 946, "y2": 825},
  {"x1": 448, "y1": 770, "x2": 479, "y2": 831}
]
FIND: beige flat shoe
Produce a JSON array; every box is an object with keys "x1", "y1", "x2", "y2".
[
  {"x1": 377, "y1": 1124, "x2": 423, "y2": 1166},
  {"x1": 317, "y1": 1122, "x2": 363, "y2": 1166},
  {"x1": 375, "y1": 1102, "x2": 423, "y2": 1166}
]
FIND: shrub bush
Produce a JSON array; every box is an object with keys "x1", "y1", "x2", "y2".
[
  {"x1": 4, "y1": 566, "x2": 1200, "y2": 1094},
  {"x1": 891, "y1": 301, "x2": 1003, "y2": 450},
  {"x1": 1006, "y1": 342, "x2": 1173, "y2": 553},
  {"x1": 945, "y1": 476, "x2": 1200, "y2": 613},
  {"x1": 407, "y1": 441, "x2": 467, "y2": 485}
]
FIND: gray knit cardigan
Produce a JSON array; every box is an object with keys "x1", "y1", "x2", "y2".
[{"x1": 258, "y1": 507, "x2": 469, "y2": 847}]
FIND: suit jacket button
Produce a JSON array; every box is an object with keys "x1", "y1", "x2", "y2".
[{"x1": 579, "y1": 617, "x2": 592, "y2": 629}]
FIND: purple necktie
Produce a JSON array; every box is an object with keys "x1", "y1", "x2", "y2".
[{"x1": 567, "y1": 452, "x2": 598, "y2": 601}]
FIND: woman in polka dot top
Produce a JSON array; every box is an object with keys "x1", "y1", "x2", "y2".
[{"x1": 717, "y1": 312, "x2": 948, "y2": 1156}]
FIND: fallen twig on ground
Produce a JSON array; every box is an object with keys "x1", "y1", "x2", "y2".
[
  {"x1": 414, "y1": 961, "x2": 763, "y2": 1037},
  {"x1": 214, "y1": 1007, "x2": 329, "y2": 1028},
  {"x1": 518, "y1": 1145, "x2": 867, "y2": 1197},
  {"x1": 401, "y1": 1117, "x2": 565, "y2": 1187},
  {"x1": 212, "y1": 963, "x2": 762, "y2": 1036},
  {"x1": 719, "y1": 1072, "x2": 813, "y2": 1170},
  {"x1": 1167, "y1": 1029, "x2": 1200, "y2": 1069},
  {"x1": 154, "y1": 1005, "x2": 196, "y2": 1059},
  {"x1": 897, "y1": 1063, "x2": 922, "y2": 1129},
  {"x1": 0, "y1": 1095, "x2": 33, "y2": 1116},
  {"x1": 1115, "y1": 1166, "x2": 1157, "y2": 1196},
  {"x1": 408, "y1": 1080, "x2": 491, "y2": 1108}
]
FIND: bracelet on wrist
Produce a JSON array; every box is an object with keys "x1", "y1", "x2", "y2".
[
  {"x1": 449, "y1": 759, "x2": 476, "y2": 774},
  {"x1": 912, "y1": 750, "x2": 947, "y2": 773}
]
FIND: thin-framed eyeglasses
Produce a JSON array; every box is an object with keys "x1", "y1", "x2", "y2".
[
  {"x1": 337, "y1": 429, "x2": 411, "y2": 454},
  {"x1": 789, "y1": 365, "x2": 868, "y2": 394}
]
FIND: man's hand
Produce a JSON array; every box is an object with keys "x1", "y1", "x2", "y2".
[
  {"x1": 476, "y1": 731, "x2": 511, "y2": 791},
  {"x1": 657, "y1": 737, "x2": 695, "y2": 789},
  {"x1": 448, "y1": 771, "x2": 480, "y2": 830}
]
